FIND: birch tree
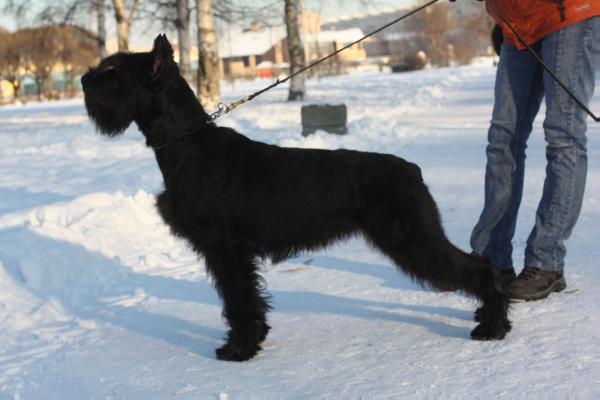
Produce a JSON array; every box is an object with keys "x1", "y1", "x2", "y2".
[
  {"x1": 112, "y1": 0, "x2": 139, "y2": 51},
  {"x1": 95, "y1": 0, "x2": 107, "y2": 58},
  {"x1": 175, "y1": 0, "x2": 192, "y2": 83},
  {"x1": 284, "y1": 0, "x2": 306, "y2": 101},
  {"x1": 196, "y1": 0, "x2": 221, "y2": 108}
]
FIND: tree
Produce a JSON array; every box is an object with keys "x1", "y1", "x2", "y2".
[
  {"x1": 408, "y1": 1, "x2": 456, "y2": 67},
  {"x1": 146, "y1": 0, "x2": 192, "y2": 83},
  {"x1": 196, "y1": 0, "x2": 220, "y2": 109},
  {"x1": 56, "y1": 26, "x2": 99, "y2": 96},
  {"x1": 95, "y1": 0, "x2": 108, "y2": 58},
  {"x1": 213, "y1": 0, "x2": 283, "y2": 24},
  {"x1": 112, "y1": 0, "x2": 140, "y2": 51},
  {"x1": 175, "y1": 0, "x2": 192, "y2": 83},
  {"x1": 448, "y1": 8, "x2": 496, "y2": 64},
  {"x1": 146, "y1": 0, "x2": 279, "y2": 88},
  {"x1": 20, "y1": 26, "x2": 61, "y2": 100},
  {"x1": 4, "y1": 0, "x2": 133, "y2": 55},
  {"x1": 13, "y1": 25, "x2": 97, "y2": 101},
  {"x1": 284, "y1": 0, "x2": 306, "y2": 101},
  {"x1": 0, "y1": 29, "x2": 25, "y2": 102}
]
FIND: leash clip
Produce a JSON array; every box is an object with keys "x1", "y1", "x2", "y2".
[{"x1": 210, "y1": 102, "x2": 229, "y2": 121}]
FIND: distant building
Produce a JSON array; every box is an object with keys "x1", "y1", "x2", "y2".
[
  {"x1": 167, "y1": 5, "x2": 491, "y2": 81},
  {"x1": 0, "y1": 81, "x2": 14, "y2": 102},
  {"x1": 218, "y1": 25, "x2": 288, "y2": 79},
  {"x1": 323, "y1": 5, "x2": 492, "y2": 66},
  {"x1": 302, "y1": 29, "x2": 367, "y2": 64},
  {"x1": 322, "y1": 8, "x2": 415, "y2": 59},
  {"x1": 216, "y1": 13, "x2": 367, "y2": 79}
]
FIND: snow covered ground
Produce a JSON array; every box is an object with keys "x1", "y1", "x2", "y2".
[{"x1": 1, "y1": 63, "x2": 599, "y2": 399}]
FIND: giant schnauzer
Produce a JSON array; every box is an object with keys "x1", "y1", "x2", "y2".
[{"x1": 81, "y1": 34, "x2": 511, "y2": 362}]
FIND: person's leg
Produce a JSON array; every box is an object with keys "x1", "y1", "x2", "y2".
[
  {"x1": 514, "y1": 17, "x2": 599, "y2": 300},
  {"x1": 525, "y1": 18, "x2": 598, "y2": 271},
  {"x1": 471, "y1": 42, "x2": 545, "y2": 281}
]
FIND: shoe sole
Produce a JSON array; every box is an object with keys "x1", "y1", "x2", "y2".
[{"x1": 510, "y1": 277, "x2": 567, "y2": 301}]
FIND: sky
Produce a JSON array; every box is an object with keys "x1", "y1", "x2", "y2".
[
  {"x1": 297, "y1": 0, "x2": 415, "y2": 19},
  {"x1": 0, "y1": 0, "x2": 418, "y2": 30}
]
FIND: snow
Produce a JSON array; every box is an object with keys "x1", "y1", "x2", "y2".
[
  {"x1": 303, "y1": 29, "x2": 367, "y2": 45},
  {"x1": 1, "y1": 62, "x2": 600, "y2": 398},
  {"x1": 219, "y1": 27, "x2": 287, "y2": 59}
]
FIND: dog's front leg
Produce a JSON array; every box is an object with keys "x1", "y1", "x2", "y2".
[{"x1": 204, "y1": 249, "x2": 271, "y2": 362}]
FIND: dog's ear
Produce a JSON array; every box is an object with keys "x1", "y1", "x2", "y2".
[{"x1": 151, "y1": 34, "x2": 175, "y2": 76}]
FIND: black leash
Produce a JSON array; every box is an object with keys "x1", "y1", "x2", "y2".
[
  {"x1": 497, "y1": 11, "x2": 599, "y2": 122},
  {"x1": 209, "y1": 0, "x2": 441, "y2": 121},
  {"x1": 212, "y1": 2, "x2": 597, "y2": 123}
]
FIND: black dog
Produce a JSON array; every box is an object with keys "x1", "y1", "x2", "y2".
[{"x1": 81, "y1": 34, "x2": 511, "y2": 362}]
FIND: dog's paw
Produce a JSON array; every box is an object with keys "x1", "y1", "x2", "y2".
[
  {"x1": 471, "y1": 319, "x2": 511, "y2": 341},
  {"x1": 257, "y1": 322, "x2": 271, "y2": 344},
  {"x1": 216, "y1": 339, "x2": 261, "y2": 362},
  {"x1": 216, "y1": 322, "x2": 269, "y2": 361},
  {"x1": 473, "y1": 306, "x2": 508, "y2": 323}
]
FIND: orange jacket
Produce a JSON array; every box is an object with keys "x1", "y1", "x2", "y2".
[{"x1": 485, "y1": 0, "x2": 600, "y2": 49}]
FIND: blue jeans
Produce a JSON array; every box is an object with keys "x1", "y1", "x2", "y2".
[{"x1": 471, "y1": 17, "x2": 599, "y2": 273}]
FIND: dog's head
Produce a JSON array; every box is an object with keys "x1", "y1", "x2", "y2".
[{"x1": 81, "y1": 34, "x2": 180, "y2": 136}]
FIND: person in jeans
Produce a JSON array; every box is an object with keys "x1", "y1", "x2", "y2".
[{"x1": 470, "y1": 1, "x2": 599, "y2": 300}]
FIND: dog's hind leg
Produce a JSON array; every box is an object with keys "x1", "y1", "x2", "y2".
[
  {"x1": 443, "y1": 248, "x2": 511, "y2": 340},
  {"x1": 204, "y1": 248, "x2": 271, "y2": 362},
  {"x1": 360, "y1": 188, "x2": 511, "y2": 340}
]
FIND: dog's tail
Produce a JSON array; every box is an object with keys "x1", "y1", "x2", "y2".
[
  {"x1": 442, "y1": 241, "x2": 508, "y2": 298},
  {"x1": 386, "y1": 221, "x2": 512, "y2": 339},
  {"x1": 361, "y1": 182, "x2": 511, "y2": 338},
  {"x1": 387, "y1": 221, "x2": 507, "y2": 299}
]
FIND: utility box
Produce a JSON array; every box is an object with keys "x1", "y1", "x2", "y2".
[{"x1": 301, "y1": 104, "x2": 348, "y2": 136}]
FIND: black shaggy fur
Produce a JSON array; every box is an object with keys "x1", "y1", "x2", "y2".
[{"x1": 81, "y1": 34, "x2": 511, "y2": 362}]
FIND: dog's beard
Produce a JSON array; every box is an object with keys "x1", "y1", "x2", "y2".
[{"x1": 83, "y1": 94, "x2": 133, "y2": 137}]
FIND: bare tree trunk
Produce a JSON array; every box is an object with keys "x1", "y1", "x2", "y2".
[
  {"x1": 284, "y1": 0, "x2": 306, "y2": 101},
  {"x1": 112, "y1": 0, "x2": 139, "y2": 51},
  {"x1": 113, "y1": 0, "x2": 128, "y2": 51},
  {"x1": 68, "y1": 70, "x2": 78, "y2": 98},
  {"x1": 176, "y1": 0, "x2": 192, "y2": 83},
  {"x1": 96, "y1": 0, "x2": 107, "y2": 58},
  {"x1": 63, "y1": 64, "x2": 70, "y2": 97},
  {"x1": 10, "y1": 80, "x2": 21, "y2": 103},
  {"x1": 35, "y1": 77, "x2": 44, "y2": 101},
  {"x1": 196, "y1": 0, "x2": 220, "y2": 109}
]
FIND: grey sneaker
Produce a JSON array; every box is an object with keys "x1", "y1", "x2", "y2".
[{"x1": 509, "y1": 267, "x2": 566, "y2": 301}]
